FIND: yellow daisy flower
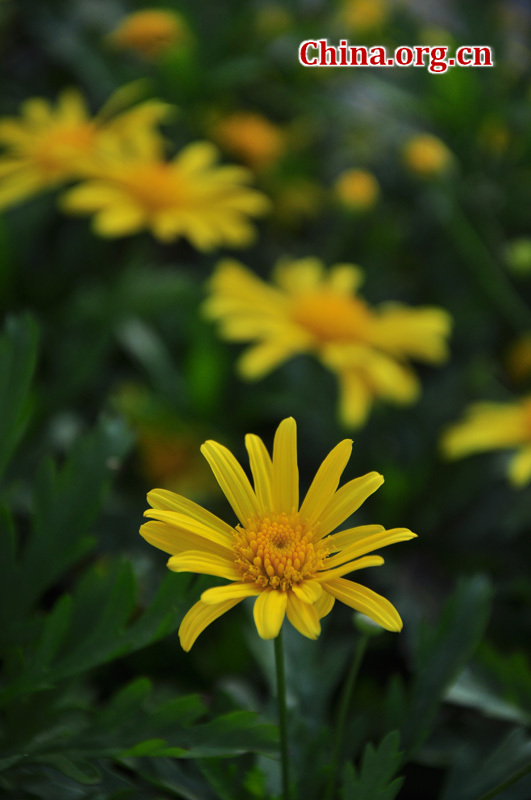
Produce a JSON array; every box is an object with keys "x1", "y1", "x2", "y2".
[
  {"x1": 441, "y1": 396, "x2": 531, "y2": 487},
  {"x1": 0, "y1": 87, "x2": 170, "y2": 211},
  {"x1": 204, "y1": 258, "x2": 451, "y2": 427},
  {"x1": 140, "y1": 418, "x2": 416, "y2": 650},
  {"x1": 108, "y1": 9, "x2": 191, "y2": 59},
  {"x1": 61, "y1": 139, "x2": 270, "y2": 248}
]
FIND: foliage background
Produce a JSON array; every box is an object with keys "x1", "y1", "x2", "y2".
[{"x1": 1, "y1": 0, "x2": 531, "y2": 798}]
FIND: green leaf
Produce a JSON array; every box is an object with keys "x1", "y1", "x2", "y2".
[
  {"x1": 34, "y1": 755, "x2": 101, "y2": 785},
  {"x1": 400, "y1": 575, "x2": 492, "y2": 757},
  {"x1": 341, "y1": 731, "x2": 404, "y2": 800},
  {"x1": 0, "y1": 313, "x2": 39, "y2": 480}
]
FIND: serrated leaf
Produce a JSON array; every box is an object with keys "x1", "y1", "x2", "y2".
[{"x1": 341, "y1": 731, "x2": 404, "y2": 800}]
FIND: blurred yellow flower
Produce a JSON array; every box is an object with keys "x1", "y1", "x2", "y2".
[
  {"x1": 61, "y1": 140, "x2": 270, "y2": 248},
  {"x1": 442, "y1": 397, "x2": 531, "y2": 487},
  {"x1": 114, "y1": 383, "x2": 216, "y2": 496},
  {"x1": 402, "y1": 134, "x2": 453, "y2": 178},
  {"x1": 339, "y1": 0, "x2": 389, "y2": 32},
  {"x1": 506, "y1": 335, "x2": 531, "y2": 383},
  {"x1": 254, "y1": 3, "x2": 293, "y2": 37},
  {"x1": 204, "y1": 257, "x2": 452, "y2": 427},
  {"x1": 140, "y1": 417, "x2": 416, "y2": 650},
  {"x1": 211, "y1": 112, "x2": 286, "y2": 171},
  {"x1": 334, "y1": 169, "x2": 380, "y2": 212},
  {"x1": 108, "y1": 9, "x2": 190, "y2": 59},
  {"x1": 0, "y1": 87, "x2": 170, "y2": 211}
]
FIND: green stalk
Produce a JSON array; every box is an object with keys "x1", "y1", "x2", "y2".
[
  {"x1": 439, "y1": 195, "x2": 531, "y2": 332},
  {"x1": 325, "y1": 633, "x2": 369, "y2": 800},
  {"x1": 274, "y1": 628, "x2": 291, "y2": 800},
  {"x1": 476, "y1": 762, "x2": 531, "y2": 800}
]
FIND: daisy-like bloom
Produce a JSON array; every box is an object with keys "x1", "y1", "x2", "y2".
[
  {"x1": 108, "y1": 9, "x2": 191, "y2": 59},
  {"x1": 61, "y1": 137, "x2": 269, "y2": 247},
  {"x1": 140, "y1": 418, "x2": 416, "y2": 650},
  {"x1": 0, "y1": 87, "x2": 171, "y2": 211},
  {"x1": 211, "y1": 112, "x2": 286, "y2": 171},
  {"x1": 441, "y1": 396, "x2": 531, "y2": 487},
  {"x1": 204, "y1": 258, "x2": 452, "y2": 427},
  {"x1": 334, "y1": 169, "x2": 380, "y2": 212},
  {"x1": 402, "y1": 134, "x2": 453, "y2": 179}
]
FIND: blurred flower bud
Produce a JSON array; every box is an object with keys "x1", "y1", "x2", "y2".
[
  {"x1": 254, "y1": 3, "x2": 293, "y2": 37},
  {"x1": 505, "y1": 238, "x2": 531, "y2": 275},
  {"x1": 506, "y1": 334, "x2": 531, "y2": 383},
  {"x1": 339, "y1": 0, "x2": 389, "y2": 33},
  {"x1": 402, "y1": 134, "x2": 454, "y2": 179},
  {"x1": 108, "y1": 9, "x2": 192, "y2": 59},
  {"x1": 211, "y1": 112, "x2": 286, "y2": 171},
  {"x1": 334, "y1": 168, "x2": 380, "y2": 212}
]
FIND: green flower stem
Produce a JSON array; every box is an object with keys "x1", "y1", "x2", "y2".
[
  {"x1": 440, "y1": 194, "x2": 531, "y2": 332},
  {"x1": 325, "y1": 633, "x2": 369, "y2": 800},
  {"x1": 476, "y1": 762, "x2": 531, "y2": 800},
  {"x1": 274, "y1": 628, "x2": 291, "y2": 800}
]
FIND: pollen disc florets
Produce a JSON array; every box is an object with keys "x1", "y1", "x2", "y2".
[{"x1": 234, "y1": 512, "x2": 326, "y2": 590}]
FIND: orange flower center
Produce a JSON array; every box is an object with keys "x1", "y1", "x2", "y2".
[
  {"x1": 291, "y1": 290, "x2": 372, "y2": 343},
  {"x1": 118, "y1": 163, "x2": 184, "y2": 212},
  {"x1": 33, "y1": 124, "x2": 96, "y2": 177},
  {"x1": 234, "y1": 512, "x2": 326, "y2": 591}
]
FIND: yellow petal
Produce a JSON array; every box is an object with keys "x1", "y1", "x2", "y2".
[
  {"x1": 316, "y1": 555, "x2": 384, "y2": 582},
  {"x1": 140, "y1": 520, "x2": 233, "y2": 559},
  {"x1": 314, "y1": 590, "x2": 335, "y2": 619},
  {"x1": 272, "y1": 417, "x2": 299, "y2": 514},
  {"x1": 167, "y1": 551, "x2": 239, "y2": 581},
  {"x1": 291, "y1": 580, "x2": 322, "y2": 604},
  {"x1": 237, "y1": 338, "x2": 303, "y2": 380},
  {"x1": 323, "y1": 528, "x2": 417, "y2": 569},
  {"x1": 245, "y1": 433, "x2": 273, "y2": 510},
  {"x1": 147, "y1": 488, "x2": 235, "y2": 536},
  {"x1": 201, "y1": 582, "x2": 261, "y2": 604},
  {"x1": 93, "y1": 205, "x2": 146, "y2": 237},
  {"x1": 326, "y1": 524, "x2": 385, "y2": 551},
  {"x1": 179, "y1": 598, "x2": 241, "y2": 651},
  {"x1": 286, "y1": 593, "x2": 321, "y2": 639},
  {"x1": 253, "y1": 589, "x2": 287, "y2": 639},
  {"x1": 201, "y1": 440, "x2": 260, "y2": 525},
  {"x1": 509, "y1": 445, "x2": 531, "y2": 487},
  {"x1": 299, "y1": 438, "x2": 353, "y2": 526},
  {"x1": 317, "y1": 471, "x2": 384, "y2": 537},
  {"x1": 323, "y1": 578, "x2": 402, "y2": 631},
  {"x1": 337, "y1": 371, "x2": 372, "y2": 429},
  {"x1": 143, "y1": 508, "x2": 234, "y2": 550}
]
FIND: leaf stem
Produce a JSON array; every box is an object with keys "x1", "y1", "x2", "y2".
[
  {"x1": 476, "y1": 761, "x2": 531, "y2": 800},
  {"x1": 325, "y1": 633, "x2": 369, "y2": 800},
  {"x1": 274, "y1": 628, "x2": 290, "y2": 800}
]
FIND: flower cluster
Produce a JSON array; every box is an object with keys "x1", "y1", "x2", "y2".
[
  {"x1": 204, "y1": 257, "x2": 452, "y2": 427},
  {"x1": 0, "y1": 87, "x2": 269, "y2": 249}
]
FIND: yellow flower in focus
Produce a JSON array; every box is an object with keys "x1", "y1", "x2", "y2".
[
  {"x1": 61, "y1": 140, "x2": 270, "y2": 248},
  {"x1": 141, "y1": 417, "x2": 416, "y2": 650},
  {"x1": 204, "y1": 258, "x2": 452, "y2": 427},
  {"x1": 339, "y1": 0, "x2": 388, "y2": 32},
  {"x1": 108, "y1": 9, "x2": 190, "y2": 59},
  {"x1": 334, "y1": 169, "x2": 380, "y2": 212},
  {"x1": 212, "y1": 112, "x2": 286, "y2": 171},
  {"x1": 442, "y1": 397, "x2": 531, "y2": 486},
  {"x1": 402, "y1": 134, "x2": 453, "y2": 178},
  {"x1": 0, "y1": 87, "x2": 171, "y2": 211}
]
